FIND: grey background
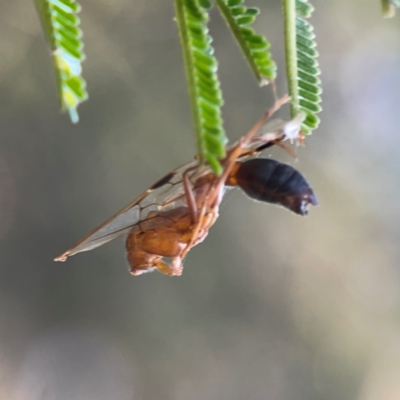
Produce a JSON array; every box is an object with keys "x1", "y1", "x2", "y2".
[{"x1": 1, "y1": 1, "x2": 400, "y2": 399}]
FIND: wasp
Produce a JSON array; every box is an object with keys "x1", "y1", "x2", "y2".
[{"x1": 55, "y1": 97, "x2": 317, "y2": 276}]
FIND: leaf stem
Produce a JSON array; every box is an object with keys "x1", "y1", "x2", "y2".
[
  {"x1": 34, "y1": 0, "x2": 87, "y2": 123},
  {"x1": 216, "y1": 0, "x2": 262, "y2": 83},
  {"x1": 283, "y1": 0, "x2": 299, "y2": 117},
  {"x1": 174, "y1": 0, "x2": 203, "y2": 160}
]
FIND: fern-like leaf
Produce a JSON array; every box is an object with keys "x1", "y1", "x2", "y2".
[
  {"x1": 175, "y1": 0, "x2": 226, "y2": 174},
  {"x1": 216, "y1": 0, "x2": 276, "y2": 85},
  {"x1": 283, "y1": 0, "x2": 321, "y2": 134},
  {"x1": 381, "y1": 0, "x2": 400, "y2": 17},
  {"x1": 35, "y1": 0, "x2": 87, "y2": 123}
]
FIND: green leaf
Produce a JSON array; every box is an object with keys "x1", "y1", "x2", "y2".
[
  {"x1": 283, "y1": 0, "x2": 322, "y2": 134},
  {"x1": 215, "y1": 0, "x2": 276, "y2": 85},
  {"x1": 175, "y1": 0, "x2": 227, "y2": 174},
  {"x1": 35, "y1": 0, "x2": 87, "y2": 123}
]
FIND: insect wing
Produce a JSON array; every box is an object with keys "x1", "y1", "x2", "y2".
[
  {"x1": 54, "y1": 160, "x2": 200, "y2": 261},
  {"x1": 245, "y1": 113, "x2": 305, "y2": 153},
  {"x1": 257, "y1": 113, "x2": 304, "y2": 139}
]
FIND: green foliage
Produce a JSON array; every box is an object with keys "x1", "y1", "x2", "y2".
[
  {"x1": 283, "y1": 0, "x2": 321, "y2": 134},
  {"x1": 381, "y1": 0, "x2": 400, "y2": 17},
  {"x1": 32, "y1": 0, "x2": 327, "y2": 159},
  {"x1": 35, "y1": 0, "x2": 87, "y2": 123},
  {"x1": 215, "y1": 0, "x2": 277, "y2": 85},
  {"x1": 175, "y1": 0, "x2": 226, "y2": 174}
]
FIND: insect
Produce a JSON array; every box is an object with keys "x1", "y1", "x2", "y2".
[{"x1": 54, "y1": 97, "x2": 317, "y2": 276}]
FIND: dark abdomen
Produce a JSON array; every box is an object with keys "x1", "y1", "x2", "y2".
[{"x1": 228, "y1": 158, "x2": 317, "y2": 216}]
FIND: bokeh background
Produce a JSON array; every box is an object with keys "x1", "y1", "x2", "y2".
[{"x1": 1, "y1": 1, "x2": 400, "y2": 399}]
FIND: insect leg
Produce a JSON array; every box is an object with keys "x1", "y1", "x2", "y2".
[
  {"x1": 273, "y1": 140, "x2": 298, "y2": 159},
  {"x1": 210, "y1": 95, "x2": 292, "y2": 207},
  {"x1": 154, "y1": 258, "x2": 183, "y2": 276},
  {"x1": 183, "y1": 165, "x2": 199, "y2": 224},
  {"x1": 180, "y1": 96, "x2": 292, "y2": 262}
]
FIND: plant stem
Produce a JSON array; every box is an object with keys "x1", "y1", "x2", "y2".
[
  {"x1": 174, "y1": 0, "x2": 203, "y2": 159},
  {"x1": 282, "y1": 0, "x2": 299, "y2": 117}
]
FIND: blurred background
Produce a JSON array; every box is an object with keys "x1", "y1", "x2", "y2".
[{"x1": 0, "y1": 0, "x2": 400, "y2": 399}]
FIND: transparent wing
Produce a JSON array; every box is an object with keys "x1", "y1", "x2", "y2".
[
  {"x1": 55, "y1": 159, "x2": 199, "y2": 261},
  {"x1": 258, "y1": 118, "x2": 287, "y2": 134},
  {"x1": 248, "y1": 113, "x2": 305, "y2": 150}
]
